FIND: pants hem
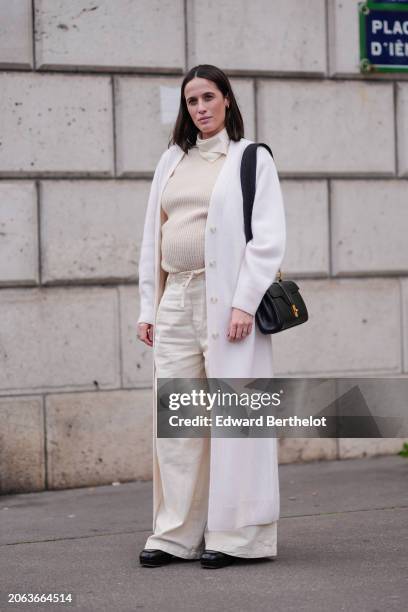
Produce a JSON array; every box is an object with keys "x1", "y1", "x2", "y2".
[
  {"x1": 144, "y1": 538, "x2": 203, "y2": 560},
  {"x1": 213, "y1": 549, "x2": 277, "y2": 559}
]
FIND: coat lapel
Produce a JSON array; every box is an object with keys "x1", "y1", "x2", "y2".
[
  {"x1": 206, "y1": 139, "x2": 242, "y2": 226},
  {"x1": 153, "y1": 146, "x2": 185, "y2": 317}
]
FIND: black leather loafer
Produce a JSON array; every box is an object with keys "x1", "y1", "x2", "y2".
[
  {"x1": 139, "y1": 549, "x2": 174, "y2": 567},
  {"x1": 200, "y1": 550, "x2": 235, "y2": 569}
]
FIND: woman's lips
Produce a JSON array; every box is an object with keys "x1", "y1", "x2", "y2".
[{"x1": 199, "y1": 117, "x2": 211, "y2": 123}]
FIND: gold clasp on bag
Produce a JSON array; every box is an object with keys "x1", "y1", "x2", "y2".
[
  {"x1": 276, "y1": 268, "x2": 299, "y2": 317},
  {"x1": 291, "y1": 304, "x2": 299, "y2": 318}
]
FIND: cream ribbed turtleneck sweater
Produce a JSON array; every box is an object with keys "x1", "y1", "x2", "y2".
[{"x1": 160, "y1": 127, "x2": 230, "y2": 273}]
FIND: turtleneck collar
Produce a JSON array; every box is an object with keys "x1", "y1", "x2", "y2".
[{"x1": 195, "y1": 126, "x2": 230, "y2": 162}]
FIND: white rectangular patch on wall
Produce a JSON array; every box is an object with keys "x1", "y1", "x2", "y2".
[{"x1": 160, "y1": 86, "x2": 180, "y2": 125}]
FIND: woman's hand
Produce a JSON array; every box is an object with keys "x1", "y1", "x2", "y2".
[
  {"x1": 227, "y1": 308, "x2": 254, "y2": 342},
  {"x1": 138, "y1": 323, "x2": 154, "y2": 347}
]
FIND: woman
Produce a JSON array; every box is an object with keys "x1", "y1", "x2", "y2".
[{"x1": 137, "y1": 64, "x2": 286, "y2": 569}]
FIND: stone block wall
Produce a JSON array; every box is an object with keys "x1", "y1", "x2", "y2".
[{"x1": 0, "y1": 0, "x2": 407, "y2": 493}]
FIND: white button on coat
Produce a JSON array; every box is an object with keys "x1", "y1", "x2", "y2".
[{"x1": 138, "y1": 137, "x2": 286, "y2": 532}]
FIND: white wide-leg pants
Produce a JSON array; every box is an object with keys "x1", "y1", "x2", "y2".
[{"x1": 144, "y1": 269, "x2": 278, "y2": 559}]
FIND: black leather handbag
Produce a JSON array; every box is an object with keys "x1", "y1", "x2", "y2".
[{"x1": 240, "y1": 143, "x2": 309, "y2": 334}]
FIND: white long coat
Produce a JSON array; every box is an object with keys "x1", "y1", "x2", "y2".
[{"x1": 137, "y1": 136, "x2": 286, "y2": 531}]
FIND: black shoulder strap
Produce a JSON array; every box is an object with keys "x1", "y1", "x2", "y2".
[{"x1": 240, "y1": 143, "x2": 273, "y2": 243}]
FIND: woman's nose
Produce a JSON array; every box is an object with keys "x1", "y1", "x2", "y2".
[{"x1": 197, "y1": 100, "x2": 207, "y2": 112}]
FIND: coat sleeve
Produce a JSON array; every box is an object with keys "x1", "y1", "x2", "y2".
[
  {"x1": 137, "y1": 151, "x2": 167, "y2": 325},
  {"x1": 231, "y1": 146, "x2": 286, "y2": 316}
]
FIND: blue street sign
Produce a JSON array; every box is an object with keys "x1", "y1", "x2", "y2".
[{"x1": 359, "y1": 1, "x2": 408, "y2": 72}]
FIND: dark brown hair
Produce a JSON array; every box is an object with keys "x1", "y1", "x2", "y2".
[{"x1": 169, "y1": 64, "x2": 244, "y2": 152}]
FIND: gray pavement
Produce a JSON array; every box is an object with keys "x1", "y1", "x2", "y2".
[{"x1": 1, "y1": 455, "x2": 407, "y2": 612}]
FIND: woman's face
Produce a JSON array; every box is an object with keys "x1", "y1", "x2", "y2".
[{"x1": 184, "y1": 77, "x2": 229, "y2": 140}]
